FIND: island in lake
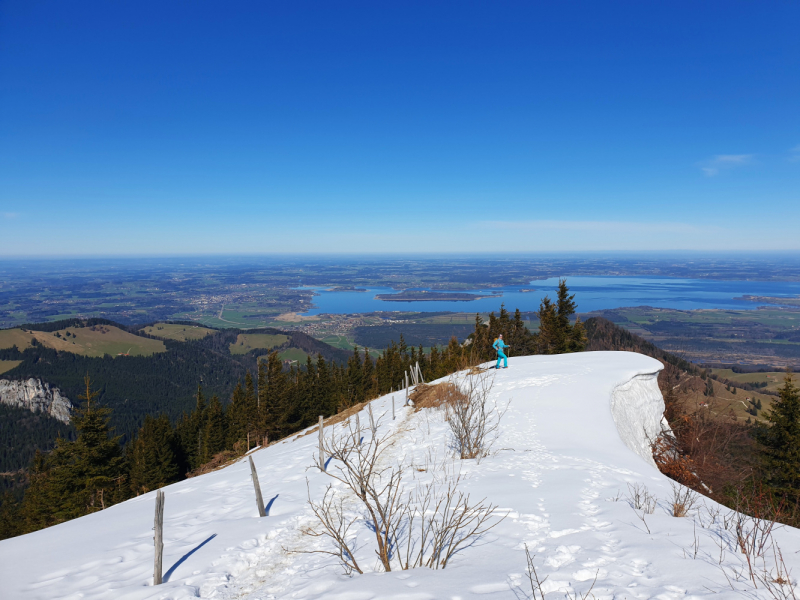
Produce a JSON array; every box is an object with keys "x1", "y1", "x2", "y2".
[
  {"x1": 519, "y1": 288, "x2": 537, "y2": 293},
  {"x1": 375, "y1": 290, "x2": 503, "y2": 302},
  {"x1": 736, "y1": 295, "x2": 800, "y2": 307},
  {"x1": 326, "y1": 286, "x2": 368, "y2": 292}
]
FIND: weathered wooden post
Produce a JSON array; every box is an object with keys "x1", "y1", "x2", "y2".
[
  {"x1": 318, "y1": 415, "x2": 325, "y2": 471},
  {"x1": 153, "y1": 489, "x2": 165, "y2": 585},
  {"x1": 416, "y1": 361, "x2": 424, "y2": 384},
  {"x1": 392, "y1": 395, "x2": 395, "y2": 420},
  {"x1": 368, "y1": 403, "x2": 376, "y2": 436},
  {"x1": 356, "y1": 413, "x2": 362, "y2": 445},
  {"x1": 405, "y1": 373, "x2": 409, "y2": 406},
  {"x1": 248, "y1": 456, "x2": 266, "y2": 517}
]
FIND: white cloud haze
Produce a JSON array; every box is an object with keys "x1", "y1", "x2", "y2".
[{"x1": 699, "y1": 154, "x2": 754, "y2": 177}]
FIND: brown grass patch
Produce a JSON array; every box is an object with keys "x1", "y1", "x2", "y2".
[
  {"x1": 410, "y1": 382, "x2": 466, "y2": 412},
  {"x1": 295, "y1": 400, "x2": 370, "y2": 439},
  {"x1": 186, "y1": 449, "x2": 242, "y2": 478}
]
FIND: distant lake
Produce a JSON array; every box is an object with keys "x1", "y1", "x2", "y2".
[{"x1": 298, "y1": 276, "x2": 800, "y2": 315}]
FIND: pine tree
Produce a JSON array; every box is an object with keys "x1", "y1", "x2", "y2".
[{"x1": 756, "y1": 372, "x2": 800, "y2": 501}]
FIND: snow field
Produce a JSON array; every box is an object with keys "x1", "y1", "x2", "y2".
[{"x1": 1, "y1": 351, "x2": 798, "y2": 599}]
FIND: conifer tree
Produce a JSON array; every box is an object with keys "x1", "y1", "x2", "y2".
[
  {"x1": 127, "y1": 414, "x2": 180, "y2": 495},
  {"x1": 201, "y1": 396, "x2": 226, "y2": 462},
  {"x1": 756, "y1": 372, "x2": 800, "y2": 501},
  {"x1": 316, "y1": 353, "x2": 335, "y2": 416},
  {"x1": 0, "y1": 492, "x2": 21, "y2": 540},
  {"x1": 362, "y1": 348, "x2": 376, "y2": 399},
  {"x1": 226, "y1": 381, "x2": 247, "y2": 447},
  {"x1": 22, "y1": 376, "x2": 125, "y2": 528},
  {"x1": 175, "y1": 385, "x2": 207, "y2": 471},
  {"x1": 536, "y1": 297, "x2": 560, "y2": 354},
  {"x1": 262, "y1": 351, "x2": 287, "y2": 440},
  {"x1": 347, "y1": 345, "x2": 364, "y2": 406}
]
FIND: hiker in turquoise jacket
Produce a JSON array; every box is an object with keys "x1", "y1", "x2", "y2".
[{"x1": 493, "y1": 335, "x2": 509, "y2": 369}]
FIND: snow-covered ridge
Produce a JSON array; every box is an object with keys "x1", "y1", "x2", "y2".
[
  {"x1": 1, "y1": 352, "x2": 798, "y2": 600},
  {"x1": 0, "y1": 377, "x2": 72, "y2": 423}
]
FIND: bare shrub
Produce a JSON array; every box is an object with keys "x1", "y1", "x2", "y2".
[
  {"x1": 670, "y1": 481, "x2": 699, "y2": 517},
  {"x1": 524, "y1": 544, "x2": 597, "y2": 600},
  {"x1": 306, "y1": 411, "x2": 504, "y2": 573},
  {"x1": 305, "y1": 483, "x2": 364, "y2": 575},
  {"x1": 626, "y1": 483, "x2": 657, "y2": 514},
  {"x1": 524, "y1": 544, "x2": 548, "y2": 600},
  {"x1": 755, "y1": 543, "x2": 797, "y2": 600},
  {"x1": 651, "y1": 431, "x2": 699, "y2": 487},
  {"x1": 393, "y1": 469, "x2": 503, "y2": 569},
  {"x1": 445, "y1": 371, "x2": 508, "y2": 460}
]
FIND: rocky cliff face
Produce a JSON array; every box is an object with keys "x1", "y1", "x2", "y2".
[{"x1": 0, "y1": 378, "x2": 72, "y2": 423}]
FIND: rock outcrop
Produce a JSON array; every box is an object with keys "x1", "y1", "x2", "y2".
[{"x1": 0, "y1": 378, "x2": 72, "y2": 423}]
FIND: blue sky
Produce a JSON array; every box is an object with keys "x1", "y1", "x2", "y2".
[{"x1": 1, "y1": 1, "x2": 798, "y2": 255}]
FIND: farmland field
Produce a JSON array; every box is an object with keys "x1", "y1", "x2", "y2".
[
  {"x1": 278, "y1": 348, "x2": 309, "y2": 364},
  {"x1": 709, "y1": 368, "x2": 788, "y2": 393},
  {"x1": 229, "y1": 333, "x2": 288, "y2": 355},
  {"x1": 0, "y1": 325, "x2": 165, "y2": 357},
  {"x1": 141, "y1": 323, "x2": 215, "y2": 341},
  {"x1": 0, "y1": 360, "x2": 22, "y2": 375}
]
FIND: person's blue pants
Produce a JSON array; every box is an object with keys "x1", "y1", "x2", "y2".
[{"x1": 496, "y1": 351, "x2": 507, "y2": 369}]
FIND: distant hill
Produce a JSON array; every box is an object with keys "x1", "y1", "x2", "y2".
[
  {"x1": 0, "y1": 319, "x2": 353, "y2": 464},
  {"x1": 0, "y1": 322, "x2": 165, "y2": 357}
]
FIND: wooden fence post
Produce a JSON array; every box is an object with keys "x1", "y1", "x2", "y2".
[
  {"x1": 318, "y1": 415, "x2": 325, "y2": 471},
  {"x1": 392, "y1": 395, "x2": 395, "y2": 420},
  {"x1": 356, "y1": 413, "x2": 362, "y2": 445},
  {"x1": 154, "y1": 489, "x2": 165, "y2": 585},
  {"x1": 416, "y1": 361, "x2": 424, "y2": 384},
  {"x1": 248, "y1": 456, "x2": 266, "y2": 517},
  {"x1": 368, "y1": 403, "x2": 376, "y2": 436},
  {"x1": 405, "y1": 373, "x2": 409, "y2": 406}
]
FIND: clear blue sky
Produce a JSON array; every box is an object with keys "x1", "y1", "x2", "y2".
[{"x1": 1, "y1": 1, "x2": 798, "y2": 255}]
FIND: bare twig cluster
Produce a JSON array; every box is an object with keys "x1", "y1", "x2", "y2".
[
  {"x1": 445, "y1": 371, "x2": 508, "y2": 460},
  {"x1": 626, "y1": 483, "x2": 657, "y2": 514},
  {"x1": 524, "y1": 544, "x2": 597, "y2": 600},
  {"x1": 670, "y1": 481, "x2": 699, "y2": 517},
  {"x1": 305, "y1": 410, "x2": 504, "y2": 573},
  {"x1": 686, "y1": 498, "x2": 799, "y2": 598}
]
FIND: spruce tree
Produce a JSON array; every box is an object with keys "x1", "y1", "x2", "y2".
[
  {"x1": 201, "y1": 396, "x2": 227, "y2": 462},
  {"x1": 0, "y1": 492, "x2": 21, "y2": 540},
  {"x1": 536, "y1": 296, "x2": 560, "y2": 354},
  {"x1": 347, "y1": 346, "x2": 364, "y2": 406},
  {"x1": 756, "y1": 372, "x2": 800, "y2": 501},
  {"x1": 127, "y1": 414, "x2": 180, "y2": 495},
  {"x1": 262, "y1": 351, "x2": 288, "y2": 440},
  {"x1": 22, "y1": 376, "x2": 125, "y2": 528},
  {"x1": 226, "y1": 381, "x2": 247, "y2": 448},
  {"x1": 362, "y1": 348, "x2": 376, "y2": 400}
]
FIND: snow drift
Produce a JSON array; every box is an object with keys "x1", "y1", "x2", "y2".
[{"x1": 1, "y1": 351, "x2": 798, "y2": 599}]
